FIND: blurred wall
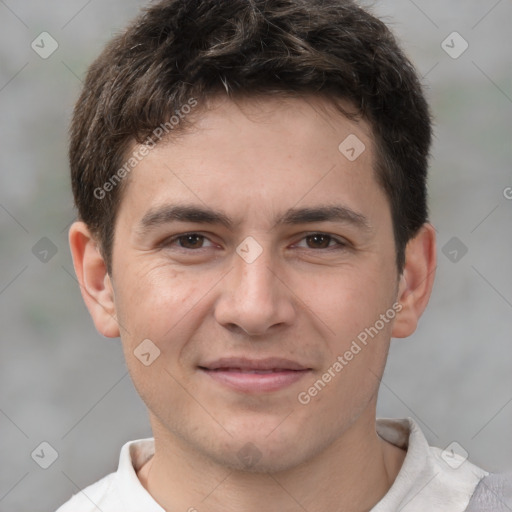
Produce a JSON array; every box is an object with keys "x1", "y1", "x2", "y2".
[{"x1": 0, "y1": 1, "x2": 510, "y2": 510}]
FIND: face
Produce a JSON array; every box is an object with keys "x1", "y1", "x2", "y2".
[{"x1": 104, "y1": 95, "x2": 403, "y2": 471}]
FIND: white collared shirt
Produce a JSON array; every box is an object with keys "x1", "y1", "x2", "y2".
[{"x1": 56, "y1": 418, "x2": 487, "y2": 512}]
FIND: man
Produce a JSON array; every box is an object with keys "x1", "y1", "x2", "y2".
[{"x1": 58, "y1": 0, "x2": 492, "y2": 510}]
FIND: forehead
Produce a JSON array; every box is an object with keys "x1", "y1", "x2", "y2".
[
  {"x1": 117, "y1": 94, "x2": 384, "y2": 227},
  {"x1": 189, "y1": 93, "x2": 373, "y2": 153}
]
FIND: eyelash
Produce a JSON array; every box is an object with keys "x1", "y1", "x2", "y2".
[{"x1": 161, "y1": 232, "x2": 349, "y2": 252}]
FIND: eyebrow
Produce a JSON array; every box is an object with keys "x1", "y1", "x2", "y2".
[{"x1": 136, "y1": 203, "x2": 372, "y2": 236}]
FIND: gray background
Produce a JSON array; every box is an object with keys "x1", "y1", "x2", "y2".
[{"x1": 0, "y1": 1, "x2": 511, "y2": 510}]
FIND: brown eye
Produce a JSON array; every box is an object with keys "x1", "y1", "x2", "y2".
[
  {"x1": 160, "y1": 232, "x2": 217, "y2": 253},
  {"x1": 293, "y1": 233, "x2": 349, "y2": 251},
  {"x1": 162, "y1": 233, "x2": 213, "y2": 249},
  {"x1": 305, "y1": 234, "x2": 333, "y2": 249},
  {"x1": 176, "y1": 234, "x2": 205, "y2": 249}
]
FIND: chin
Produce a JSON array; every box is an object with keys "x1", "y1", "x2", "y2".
[
  {"x1": 205, "y1": 427, "x2": 313, "y2": 474},
  {"x1": 212, "y1": 444, "x2": 307, "y2": 474}
]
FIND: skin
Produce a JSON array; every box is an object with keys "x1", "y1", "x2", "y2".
[{"x1": 69, "y1": 95, "x2": 436, "y2": 512}]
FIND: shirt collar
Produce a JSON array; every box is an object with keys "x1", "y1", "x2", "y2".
[
  {"x1": 373, "y1": 417, "x2": 487, "y2": 511},
  {"x1": 112, "y1": 417, "x2": 486, "y2": 512}
]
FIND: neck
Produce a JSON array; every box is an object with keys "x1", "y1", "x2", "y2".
[{"x1": 138, "y1": 410, "x2": 406, "y2": 512}]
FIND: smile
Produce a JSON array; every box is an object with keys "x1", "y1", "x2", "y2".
[{"x1": 198, "y1": 366, "x2": 311, "y2": 393}]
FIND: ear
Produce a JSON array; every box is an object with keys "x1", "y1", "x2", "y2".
[
  {"x1": 392, "y1": 223, "x2": 436, "y2": 338},
  {"x1": 68, "y1": 221, "x2": 120, "y2": 338}
]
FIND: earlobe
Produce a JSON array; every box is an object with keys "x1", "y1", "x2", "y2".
[
  {"x1": 68, "y1": 221, "x2": 120, "y2": 338},
  {"x1": 392, "y1": 223, "x2": 436, "y2": 339}
]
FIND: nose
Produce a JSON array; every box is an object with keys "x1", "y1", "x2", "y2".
[{"x1": 214, "y1": 241, "x2": 296, "y2": 337}]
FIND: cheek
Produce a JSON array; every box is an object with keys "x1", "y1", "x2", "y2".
[
  {"x1": 299, "y1": 266, "x2": 397, "y2": 408},
  {"x1": 114, "y1": 263, "x2": 203, "y2": 350},
  {"x1": 114, "y1": 266, "x2": 205, "y2": 418},
  {"x1": 301, "y1": 265, "x2": 396, "y2": 340}
]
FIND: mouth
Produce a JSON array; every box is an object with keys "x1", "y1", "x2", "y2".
[{"x1": 198, "y1": 357, "x2": 312, "y2": 393}]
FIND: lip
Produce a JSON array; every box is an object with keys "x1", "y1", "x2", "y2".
[
  {"x1": 198, "y1": 357, "x2": 312, "y2": 393},
  {"x1": 201, "y1": 356, "x2": 310, "y2": 372}
]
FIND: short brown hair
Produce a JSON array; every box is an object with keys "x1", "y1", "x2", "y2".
[{"x1": 70, "y1": 0, "x2": 432, "y2": 273}]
